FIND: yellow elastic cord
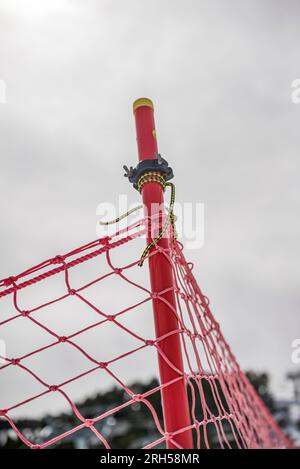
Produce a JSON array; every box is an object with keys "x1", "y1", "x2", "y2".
[
  {"x1": 137, "y1": 172, "x2": 166, "y2": 193},
  {"x1": 138, "y1": 172, "x2": 176, "y2": 267},
  {"x1": 98, "y1": 204, "x2": 143, "y2": 226},
  {"x1": 98, "y1": 171, "x2": 177, "y2": 267}
]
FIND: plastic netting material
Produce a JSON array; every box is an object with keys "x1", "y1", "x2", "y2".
[{"x1": 0, "y1": 220, "x2": 294, "y2": 449}]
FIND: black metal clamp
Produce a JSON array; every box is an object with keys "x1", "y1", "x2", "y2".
[{"x1": 123, "y1": 154, "x2": 174, "y2": 191}]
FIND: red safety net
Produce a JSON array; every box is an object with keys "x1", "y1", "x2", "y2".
[{"x1": 0, "y1": 219, "x2": 294, "y2": 449}]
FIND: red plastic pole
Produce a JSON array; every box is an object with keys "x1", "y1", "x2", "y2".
[{"x1": 133, "y1": 98, "x2": 193, "y2": 449}]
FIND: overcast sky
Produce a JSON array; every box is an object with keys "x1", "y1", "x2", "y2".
[{"x1": 0, "y1": 0, "x2": 300, "y2": 419}]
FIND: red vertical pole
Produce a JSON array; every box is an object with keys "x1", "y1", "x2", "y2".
[{"x1": 133, "y1": 98, "x2": 193, "y2": 449}]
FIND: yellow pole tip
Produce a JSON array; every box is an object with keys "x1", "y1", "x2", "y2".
[{"x1": 133, "y1": 97, "x2": 154, "y2": 113}]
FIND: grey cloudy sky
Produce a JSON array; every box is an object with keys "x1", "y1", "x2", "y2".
[{"x1": 0, "y1": 0, "x2": 300, "y2": 418}]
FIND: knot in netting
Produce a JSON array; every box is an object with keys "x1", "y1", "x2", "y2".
[
  {"x1": 85, "y1": 419, "x2": 94, "y2": 428},
  {"x1": 21, "y1": 310, "x2": 30, "y2": 317},
  {"x1": 99, "y1": 362, "x2": 108, "y2": 369},
  {"x1": 49, "y1": 385, "x2": 58, "y2": 392},
  {"x1": 106, "y1": 315, "x2": 116, "y2": 322},
  {"x1": 3, "y1": 276, "x2": 16, "y2": 286},
  {"x1": 145, "y1": 339, "x2": 155, "y2": 346},
  {"x1": 52, "y1": 255, "x2": 65, "y2": 264},
  {"x1": 113, "y1": 268, "x2": 122, "y2": 275},
  {"x1": 10, "y1": 358, "x2": 20, "y2": 366},
  {"x1": 132, "y1": 394, "x2": 143, "y2": 402}
]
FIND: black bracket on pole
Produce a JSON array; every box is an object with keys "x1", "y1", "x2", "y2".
[{"x1": 123, "y1": 154, "x2": 174, "y2": 191}]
